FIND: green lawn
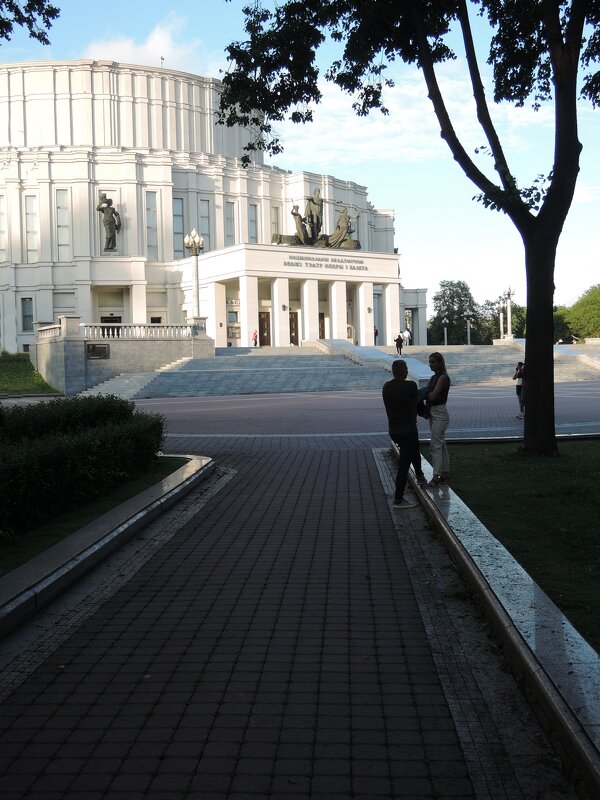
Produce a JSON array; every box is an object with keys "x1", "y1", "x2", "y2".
[
  {"x1": 0, "y1": 352, "x2": 58, "y2": 395},
  {"x1": 0, "y1": 456, "x2": 189, "y2": 576},
  {"x1": 423, "y1": 440, "x2": 600, "y2": 654}
]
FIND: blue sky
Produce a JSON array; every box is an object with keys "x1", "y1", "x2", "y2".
[{"x1": 2, "y1": 0, "x2": 598, "y2": 310}]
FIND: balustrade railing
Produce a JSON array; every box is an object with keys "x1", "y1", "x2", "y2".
[{"x1": 82, "y1": 323, "x2": 197, "y2": 339}]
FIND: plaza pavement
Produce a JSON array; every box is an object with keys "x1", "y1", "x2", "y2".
[{"x1": 0, "y1": 383, "x2": 599, "y2": 799}]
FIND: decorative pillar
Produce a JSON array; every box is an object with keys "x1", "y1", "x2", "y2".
[
  {"x1": 383, "y1": 283, "x2": 401, "y2": 347},
  {"x1": 239, "y1": 275, "x2": 259, "y2": 347},
  {"x1": 329, "y1": 281, "x2": 348, "y2": 339},
  {"x1": 205, "y1": 282, "x2": 227, "y2": 346},
  {"x1": 272, "y1": 277, "x2": 291, "y2": 346},
  {"x1": 301, "y1": 279, "x2": 320, "y2": 342},
  {"x1": 130, "y1": 283, "x2": 147, "y2": 323},
  {"x1": 357, "y1": 282, "x2": 375, "y2": 346}
]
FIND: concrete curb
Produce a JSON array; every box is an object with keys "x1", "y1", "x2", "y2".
[
  {"x1": 395, "y1": 451, "x2": 600, "y2": 800},
  {"x1": 0, "y1": 454, "x2": 215, "y2": 640}
]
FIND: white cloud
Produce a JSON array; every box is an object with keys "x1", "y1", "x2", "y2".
[{"x1": 81, "y1": 13, "x2": 226, "y2": 77}]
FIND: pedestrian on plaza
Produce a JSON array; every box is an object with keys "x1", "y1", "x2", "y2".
[
  {"x1": 425, "y1": 351, "x2": 451, "y2": 487},
  {"x1": 252, "y1": 329, "x2": 258, "y2": 347},
  {"x1": 402, "y1": 328, "x2": 411, "y2": 348},
  {"x1": 513, "y1": 361, "x2": 525, "y2": 418},
  {"x1": 394, "y1": 333, "x2": 403, "y2": 356},
  {"x1": 374, "y1": 327, "x2": 379, "y2": 345},
  {"x1": 382, "y1": 359, "x2": 427, "y2": 509}
]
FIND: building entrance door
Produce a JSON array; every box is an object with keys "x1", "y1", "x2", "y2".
[
  {"x1": 319, "y1": 313, "x2": 325, "y2": 339},
  {"x1": 289, "y1": 312, "x2": 299, "y2": 346},
  {"x1": 100, "y1": 315, "x2": 122, "y2": 337},
  {"x1": 259, "y1": 312, "x2": 271, "y2": 346}
]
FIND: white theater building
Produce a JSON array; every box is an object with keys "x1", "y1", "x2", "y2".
[{"x1": 0, "y1": 59, "x2": 427, "y2": 353}]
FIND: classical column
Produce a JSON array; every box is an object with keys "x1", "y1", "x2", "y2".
[
  {"x1": 383, "y1": 283, "x2": 401, "y2": 347},
  {"x1": 301, "y1": 279, "x2": 320, "y2": 342},
  {"x1": 205, "y1": 282, "x2": 227, "y2": 346},
  {"x1": 130, "y1": 283, "x2": 147, "y2": 323},
  {"x1": 328, "y1": 281, "x2": 348, "y2": 339},
  {"x1": 357, "y1": 281, "x2": 375, "y2": 346},
  {"x1": 239, "y1": 275, "x2": 259, "y2": 347},
  {"x1": 272, "y1": 277, "x2": 291, "y2": 346}
]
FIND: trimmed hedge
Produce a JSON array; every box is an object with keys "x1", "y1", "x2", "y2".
[
  {"x1": 0, "y1": 396, "x2": 164, "y2": 538},
  {"x1": 0, "y1": 395, "x2": 137, "y2": 444}
]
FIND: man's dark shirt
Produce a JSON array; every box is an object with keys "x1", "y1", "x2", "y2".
[{"x1": 382, "y1": 378, "x2": 418, "y2": 436}]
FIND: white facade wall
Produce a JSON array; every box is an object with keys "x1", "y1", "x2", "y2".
[{"x1": 0, "y1": 59, "x2": 424, "y2": 353}]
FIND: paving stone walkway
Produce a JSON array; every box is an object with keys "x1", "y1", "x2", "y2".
[{"x1": 0, "y1": 438, "x2": 578, "y2": 800}]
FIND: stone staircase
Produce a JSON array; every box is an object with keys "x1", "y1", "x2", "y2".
[
  {"x1": 80, "y1": 342, "x2": 600, "y2": 399},
  {"x1": 382, "y1": 343, "x2": 600, "y2": 385}
]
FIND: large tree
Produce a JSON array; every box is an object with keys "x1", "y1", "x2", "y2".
[
  {"x1": 429, "y1": 280, "x2": 478, "y2": 344},
  {"x1": 0, "y1": 1, "x2": 59, "y2": 45},
  {"x1": 219, "y1": 0, "x2": 600, "y2": 455}
]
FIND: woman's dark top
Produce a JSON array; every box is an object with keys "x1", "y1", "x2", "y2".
[{"x1": 427, "y1": 371, "x2": 451, "y2": 405}]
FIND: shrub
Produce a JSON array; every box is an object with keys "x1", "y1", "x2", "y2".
[
  {"x1": 0, "y1": 395, "x2": 136, "y2": 444},
  {"x1": 0, "y1": 412, "x2": 164, "y2": 538}
]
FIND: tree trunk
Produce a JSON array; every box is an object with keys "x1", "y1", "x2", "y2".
[{"x1": 522, "y1": 230, "x2": 559, "y2": 456}]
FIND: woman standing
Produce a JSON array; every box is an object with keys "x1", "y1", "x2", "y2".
[{"x1": 425, "y1": 352, "x2": 451, "y2": 487}]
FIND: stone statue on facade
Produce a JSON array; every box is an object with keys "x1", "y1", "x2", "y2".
[
  {"x1": 304, "y1": 188, "x2": 323, "y2": 242},
  {"x1": 272, "y1": 192, "x2": 361, "y2": 250},
  {"x1": 97, "y1": 193, "x2": 121, "y2": 251}
]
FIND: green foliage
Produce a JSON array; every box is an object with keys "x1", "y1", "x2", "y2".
[
  {"x1": 0, "y1": 396, "x2": 165, "y2": 538},
  {"x1": 0, "y1": 395, "x2": 136, "y2": 444},
  {"x1": 0, "y1": 352, "x2": 58, "y2": 395},
  {"x1": 0, "y1": 0, "x2": 60, "y2": 46},
  {"x1": 428, "y1": 280, "x2": 478, "y2": 344},
  {"x1": 553, "y1": 305, "x2": 574, "y2": 342},
  {"x1": 567, "y1": 284, "x2": 600, "y2": 338},
  {"x1": 446, "y1": 440, "x2": 600, "y2": 654}
]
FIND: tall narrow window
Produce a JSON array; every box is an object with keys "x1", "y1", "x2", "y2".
[
  {"x1": 56, "y1": 189, "x2": 71, "y2": 262},
  {"x1": 21, "y1": 297, "x2": 34, "y2": 331},
  {"x1": 25, "y1": 196, "x2": 39, "y2": 263},
  {"x1": 146, "y1": 191, "x2": 158, "y2": 260},
  {"x1": 225, "y1": 201, "x2": 235, "y2": 247},
  {"x1": 199, "y1": 199, "x2": 210, "y2": 250},
  {"x1": 173, "y1": 197, "x2": 184, "y2": 259},
  {"x1": 0, "y1": 195, "x2": 6, "y2": 261},
  {"x1": 248, "y1": 203, "x2": 258, "y2": 244},
  {"x1": 271, "y1": 206, "x2": 280, "y2": 237}
]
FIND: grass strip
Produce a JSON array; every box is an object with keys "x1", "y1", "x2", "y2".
[
  {"x1": 0, "y1": 456, "x2": 189, "y2": 576},
  {"x1": 423, "y1": 440, "x2": 600, "y2": 655},
  {"x1": 0, "y1": 354, "x2": 58, "y2": 395}
]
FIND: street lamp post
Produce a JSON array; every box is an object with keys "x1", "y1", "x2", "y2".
[
  {"x1": 442, "y1": 318, "x2": 449, "y2": 347},
  {"x1": 466, "y1": 318, "x2": 471, "y2": 346},
  {"x1": 504, "y1": 287, "x2": 515, "y2": 340},
  {"x1": 184, "y1": 228, "x2": 204, "y2": 318}
]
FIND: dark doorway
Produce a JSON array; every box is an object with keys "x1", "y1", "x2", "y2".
[
  {"x1": 100, "y1": 315, "x2": 122, "y2": 337},
  {"x1": 289, "y1": 312, "x2": 299, "y2": 346},
  {"x1": 319, "y1": 312, "x2": 325, "y2": 339},
  {"x1": 259, "y1": 312, "x2": 271, "y2": 346}
]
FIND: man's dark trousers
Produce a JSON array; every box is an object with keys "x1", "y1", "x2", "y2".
[{"x1": 391, "y1": 430, "x2": 421, "y2": 503}]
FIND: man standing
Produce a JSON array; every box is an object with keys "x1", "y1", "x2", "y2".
[{"x1": 382, "y1": 360, "x2": 426, "y2": 509}]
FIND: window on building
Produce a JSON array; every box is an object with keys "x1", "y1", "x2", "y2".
[
  {"x1": 146, "y1": 191, "x2": 158, "y2": 261},
  {"x1": 56, "y1": 189, "x2": 71, "y2": 263},
  {"x1": 227, "y1": 310, "x2": 239, "y2": 323},
  {"x1": 25, "y1": 196, "x2": 39, "y2": 263},
  {"x1": 173, "y1": 197, "x2": 184, "y2": 259},
  {"x1": 199, "y1": 199, "x2": 211, "y2": 250},
  {"x1": 225, "y1": 201, "x2": 235, "y2": 247},
  {"x1": 271, "y1": 206, "x2": 280, "y2": 237},
  {"x1": 249, "y1": 203, "x2": 258, "y2": 244},
  {"x1": 21, "y1": 297, "x2": 34, "y2": 331}
]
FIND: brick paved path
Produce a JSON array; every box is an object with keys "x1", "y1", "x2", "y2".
[{"x1": 0, "y1": 439, "x2": 577, "y2": 800}]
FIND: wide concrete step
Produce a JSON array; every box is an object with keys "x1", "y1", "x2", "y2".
[{"x1": 133, "y1": 356, "x2": 389, "y2": 398}]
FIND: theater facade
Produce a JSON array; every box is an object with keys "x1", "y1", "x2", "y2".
[{"x1": 0, "y1": 59, "x2": 427, "y2": 353}]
